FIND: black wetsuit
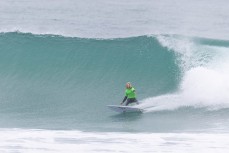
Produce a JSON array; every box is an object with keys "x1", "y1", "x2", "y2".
[{"x1": 122, "y1": 96, "x2": 139, "y2": 106}]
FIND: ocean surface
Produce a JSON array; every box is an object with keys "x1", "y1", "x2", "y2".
[{"x1": 0, "y1": 0, "x2": 229, "y2": 152}]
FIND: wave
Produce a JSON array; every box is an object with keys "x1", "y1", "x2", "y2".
[{"x1": 0, "y1": 32, "x2": 229, "y2": 130}]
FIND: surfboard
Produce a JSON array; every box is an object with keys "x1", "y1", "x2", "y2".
[{"x1": 107, "y1": 105, "x2": 143, "y2": 113}]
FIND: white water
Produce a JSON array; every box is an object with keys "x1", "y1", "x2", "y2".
[
  {"x1": 1, "y1": 128, "x2": 229, "y2": 153},
  {"x1": 140, "y1": 36, "x2": 229, "y2": 112}
]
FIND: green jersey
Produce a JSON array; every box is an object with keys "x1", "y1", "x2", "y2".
[{"x1": 125, "y1": 87, "x2": 136, "y2": 98}]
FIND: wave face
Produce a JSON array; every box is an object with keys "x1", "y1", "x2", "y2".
[{"x1": 0, "y1": 32, "x2": 229, "y2": 132}]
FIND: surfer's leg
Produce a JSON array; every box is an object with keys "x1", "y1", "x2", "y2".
[
  {"x1": 132, "y1": 98, "x2": 139, "y2": 105},
  {"x1": 125, "y1": 99, "x2": 131, "y2": 106},
  {"x1": 126, "y1": 98, "x2": 137, "y2": 106}
]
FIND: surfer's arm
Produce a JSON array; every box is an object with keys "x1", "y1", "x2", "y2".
[{"x1": 120, "y1": 96, "x2": 127, "y2": 105}]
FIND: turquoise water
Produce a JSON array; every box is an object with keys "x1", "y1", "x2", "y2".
[
  {"x1": 0, "y1": 32, "x2": 229, "y2": 133},
  {"x1": 0, "y1": 32, "x2": 178, "y2": 130},
  {"x1": 1, "y1": 0, "x2": 229, "y2": 152}
]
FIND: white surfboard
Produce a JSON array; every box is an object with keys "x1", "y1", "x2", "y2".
[{"x1": 107, "y1": 105, "x2": 143, "y2": 113}]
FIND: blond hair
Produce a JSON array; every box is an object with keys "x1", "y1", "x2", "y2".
[{"x1": 126, "y1": 82, "x2": 132, "y2": 88}]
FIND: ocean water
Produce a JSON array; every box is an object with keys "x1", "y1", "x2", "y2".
[{"x1": 0, "y1": 0, "x2": 229, "y2": 152}]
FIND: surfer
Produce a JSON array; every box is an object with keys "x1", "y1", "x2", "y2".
[{"x1": 120, "y1": 82, "x2": 139, "y2": 106}]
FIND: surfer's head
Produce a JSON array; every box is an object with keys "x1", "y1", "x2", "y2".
[{"x1": 126, "y1": 82, "x2": 132, "y2": 89}]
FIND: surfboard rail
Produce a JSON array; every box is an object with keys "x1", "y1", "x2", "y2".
[{"x1": 107, "y1": 105, "x2": 143, "y2": 113}]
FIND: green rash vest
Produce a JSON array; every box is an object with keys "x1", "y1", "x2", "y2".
[{"x1": 125, "y1": 87, "x2": 136, "y2": 99}]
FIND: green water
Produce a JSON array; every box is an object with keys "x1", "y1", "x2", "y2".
[
  {"x1": 0, "y1": 32, "x2": 179, "y2": 130},
  {"x1": 1, "y1": 32, "x2": 229, "y2": 133}
]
